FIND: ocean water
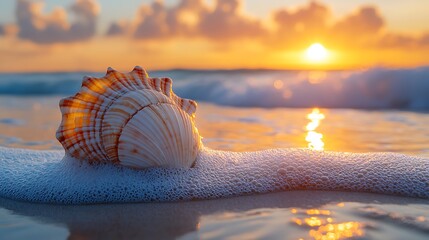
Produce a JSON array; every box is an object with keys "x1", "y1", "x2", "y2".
[
  {"x1": 1, "y1": 67, "x2": 429, "y2": 110},
  {"x1": 0, "y1": 67, "x2": 429, "y2": 155},
  {"x1": 0, "y1": 69, "x2": 428, "y2": 239}
]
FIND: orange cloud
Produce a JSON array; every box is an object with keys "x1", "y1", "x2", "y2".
[
  {"x1": 273, "y1": 1, "x2": 330, "y2": 45},
  {"x1": 420, "y1": 33, "x2": 429, "y2": 45},
  {"x1": 0, "y1": 24, "x2": 18, "y2": 37},
  {"x1": 107, "y1": 0, "x2": 265, "y2": 40},
  {"x1": 16, "y1": 0, "x2": 99, "y2": 44},
  {"x1": 103, "y1": 0, "x2": 429, "y2": 50},
  {"x1": 4, "y1": 0, "x2": 428, "y2": 49},
  {"x1": 106, "y1": 21, "x2": 130, "y2": 36},
  {"x1": 105, "y1": 0, "x2": 207, "y2": 38},
  {"x1": 333, "y1": 7, "x2": 384, "y2": 37},
  {"x1": 198, "y1": 0, "x2": 265, "y2": 40}
]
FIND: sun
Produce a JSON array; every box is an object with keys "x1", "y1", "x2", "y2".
[{"x1": 306, "y1": 43, "x2": 328, "y2": 62}]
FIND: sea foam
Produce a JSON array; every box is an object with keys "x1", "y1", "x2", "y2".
[{"x1": 0, "y1": 147, "x2": 427, "y2": 204}]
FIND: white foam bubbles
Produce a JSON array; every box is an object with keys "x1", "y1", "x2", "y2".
[{"x1": 0, "y1": 146, "x2": 428, "y2": 204}]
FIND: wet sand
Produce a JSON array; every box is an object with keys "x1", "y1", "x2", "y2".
[{"x1": 1, "y1": 191, "x2": 428, "y2": 240}]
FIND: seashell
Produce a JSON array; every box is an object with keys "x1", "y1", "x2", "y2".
[{"x1": 56, "y1": 66, "x2": 202, "y2": 169}]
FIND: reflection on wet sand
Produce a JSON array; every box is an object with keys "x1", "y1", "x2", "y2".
[
  {"x1": 1, "y1": 191, "x2": 428, "y2": 240},
  {"x1": 306, "y1": 108, "x2": 325, "y2": 150},
  {"x1": 292, "y1": 208, "x2": 364, "y2": 240}
]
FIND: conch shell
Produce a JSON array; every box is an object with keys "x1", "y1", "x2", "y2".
[{"x1": 56, "y1": 66, "x2": 202, "y2": 169}]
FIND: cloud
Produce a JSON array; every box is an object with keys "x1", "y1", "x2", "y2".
[
  {"x1": 198, "y1": 0, "x2": 265, "y2": 39},
  {"x1": 272, "y1": 1, "x2": 330, "y2": 46},
  {"x1": 5, "y1": 0, "x2": 429, "y2": 51},
  {"x1": 420, "y1": 33, "x2": 429, "y2": 45},
  {"x1": 0, "y1": 24, "x2": 19, "y2": 37},
  {"x1": 107, "y1": 0, "x2": 407, "y2": 48},
  {"x1": 333, "y1": 6, "x2": 384, "y2": 36},
  {"x1": 270, "y1": 3, "x2": 386, "y2": 48},
  {"x1": 274, "y1": 2, "x2": 330, "y2": 35},
  {"x1": 133, "y1": 0, "x2": 177, "y2": 39},
  {"x1": 16, "y1": 0, "x2": 99, "y2": 44},
  {"x1": 270, "y1": 2, "x2": 429, "y2": 49},
  {"x1": 376, "y1": 32, "x2": 429, "y2": 49},
  {"x1": 331, "y1": 6, "x2": 384, "y2": 46},
  {"x1": 108, "y1": 0, "x2": 264, "y2": 40},
  {"x1": 126, "y1": 0, "x2": 209, "y2": 39},
  {"x1": 379, "y1": 33, "x2": 416, "y2": 48},
  {"x1": 106, "y1": 21, "x2": 130, "y2": 36}
]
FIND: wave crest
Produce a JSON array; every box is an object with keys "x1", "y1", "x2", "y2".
[{"x1": 1, "y1": 67, "x2": 429, "y2": 110}]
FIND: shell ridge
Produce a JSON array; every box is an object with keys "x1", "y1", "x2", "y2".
[
  {"x1": 182, "y1": 106, "x2": 198, "y2": 165},
  {"x1": 118, "y1": 120, "x2": 166, "y2": 168},
  {"x1": 106, "y1": 67, "x2": 115, "y2": 74},
  {"x1": 167, "y1": 104, "x2": 186, "y2": 166},
  {"x1": 92, "y1": 69, "x2": 150, "y2": 162},
  {"x1": 152, "y1": 104, "x2": 177, "y2": 166},
  {"x1": 58, "y1": 77, "x2": 121, "y2": 162},
  {"x1": 166, "y1": 104, "x2": 181, "y2": 165},
  {"x1": 121, "y1": 108, "x2": 169, "y2": 166},
  {"x1": 100, "y1": 89, "x2": 174, "y2": 162},
  {"x1": 98, "y1": 89, "x2": 144, "y2": 162},
  {"x1": 117, "y1": 103, "x2": 191, "y2": 166},
  {"x1": 131, "y1": 72, "x2": 146, "y2": 89},
  {"x1": 111, "y1": 103, "x2": 176, "y2": 165},
  {"x1": 161, "y1": 77, "x2": 172, "y2": 97},
  {"x1": 124, "y1": 111, "x2": 169, "y2": 166},
  {"x1": 131, "y1": 66, "x2": 148, "y2": 80},
  {"x1": 137, "y1": 110, "x2": 169, "y2": 166}
]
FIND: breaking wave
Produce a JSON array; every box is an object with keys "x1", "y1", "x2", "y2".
[{"x1": 1, "y1": 67, "x2": 429, "y2": 110}]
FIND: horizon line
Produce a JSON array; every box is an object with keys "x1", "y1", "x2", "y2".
[{"x1": 1, "y1": 65, "x2": 428, "y2": 74}]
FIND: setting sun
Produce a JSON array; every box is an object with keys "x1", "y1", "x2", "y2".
[{"x1": 306, "y1": 43, "x2": 329, "y2": 62}]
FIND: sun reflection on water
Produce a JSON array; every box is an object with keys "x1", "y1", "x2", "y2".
[
  {"x1": 309, "y1": 221, "x2": 364, "y2": 240},
  {"x1": 305, "y1": 108, "x2": 325, "y2": 150},
  {"x1": 292, "y1": 207, "x2": 365, "y2": 240}
]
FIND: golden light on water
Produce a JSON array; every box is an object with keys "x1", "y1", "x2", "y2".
[
  {"x1": 306, "y1": 43, "x2": 329, "y2": 62},
  {"x1": 305, "y1": 108, "x2": 325, "y2": 150},
  {"x1": 292, "y1": 208, "x2": 365, "y2": 240},
  {"x1": 309, "y1": 221, "x2": 365, "y2": 240},
  {"x1": 305, "y1": 217, "x2": 324, "y2": 227},
  {"x1": 307, "y1": 209, "x2": 332, "y2": 216}
]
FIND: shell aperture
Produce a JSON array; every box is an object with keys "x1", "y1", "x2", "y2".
[{"x1": 56, "y1": 66, "x2": 202, "y2": 169}]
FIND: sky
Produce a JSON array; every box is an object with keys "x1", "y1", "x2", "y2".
[{"x1": 0, "y1": 0, "x2": 428, "y2": 72}]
